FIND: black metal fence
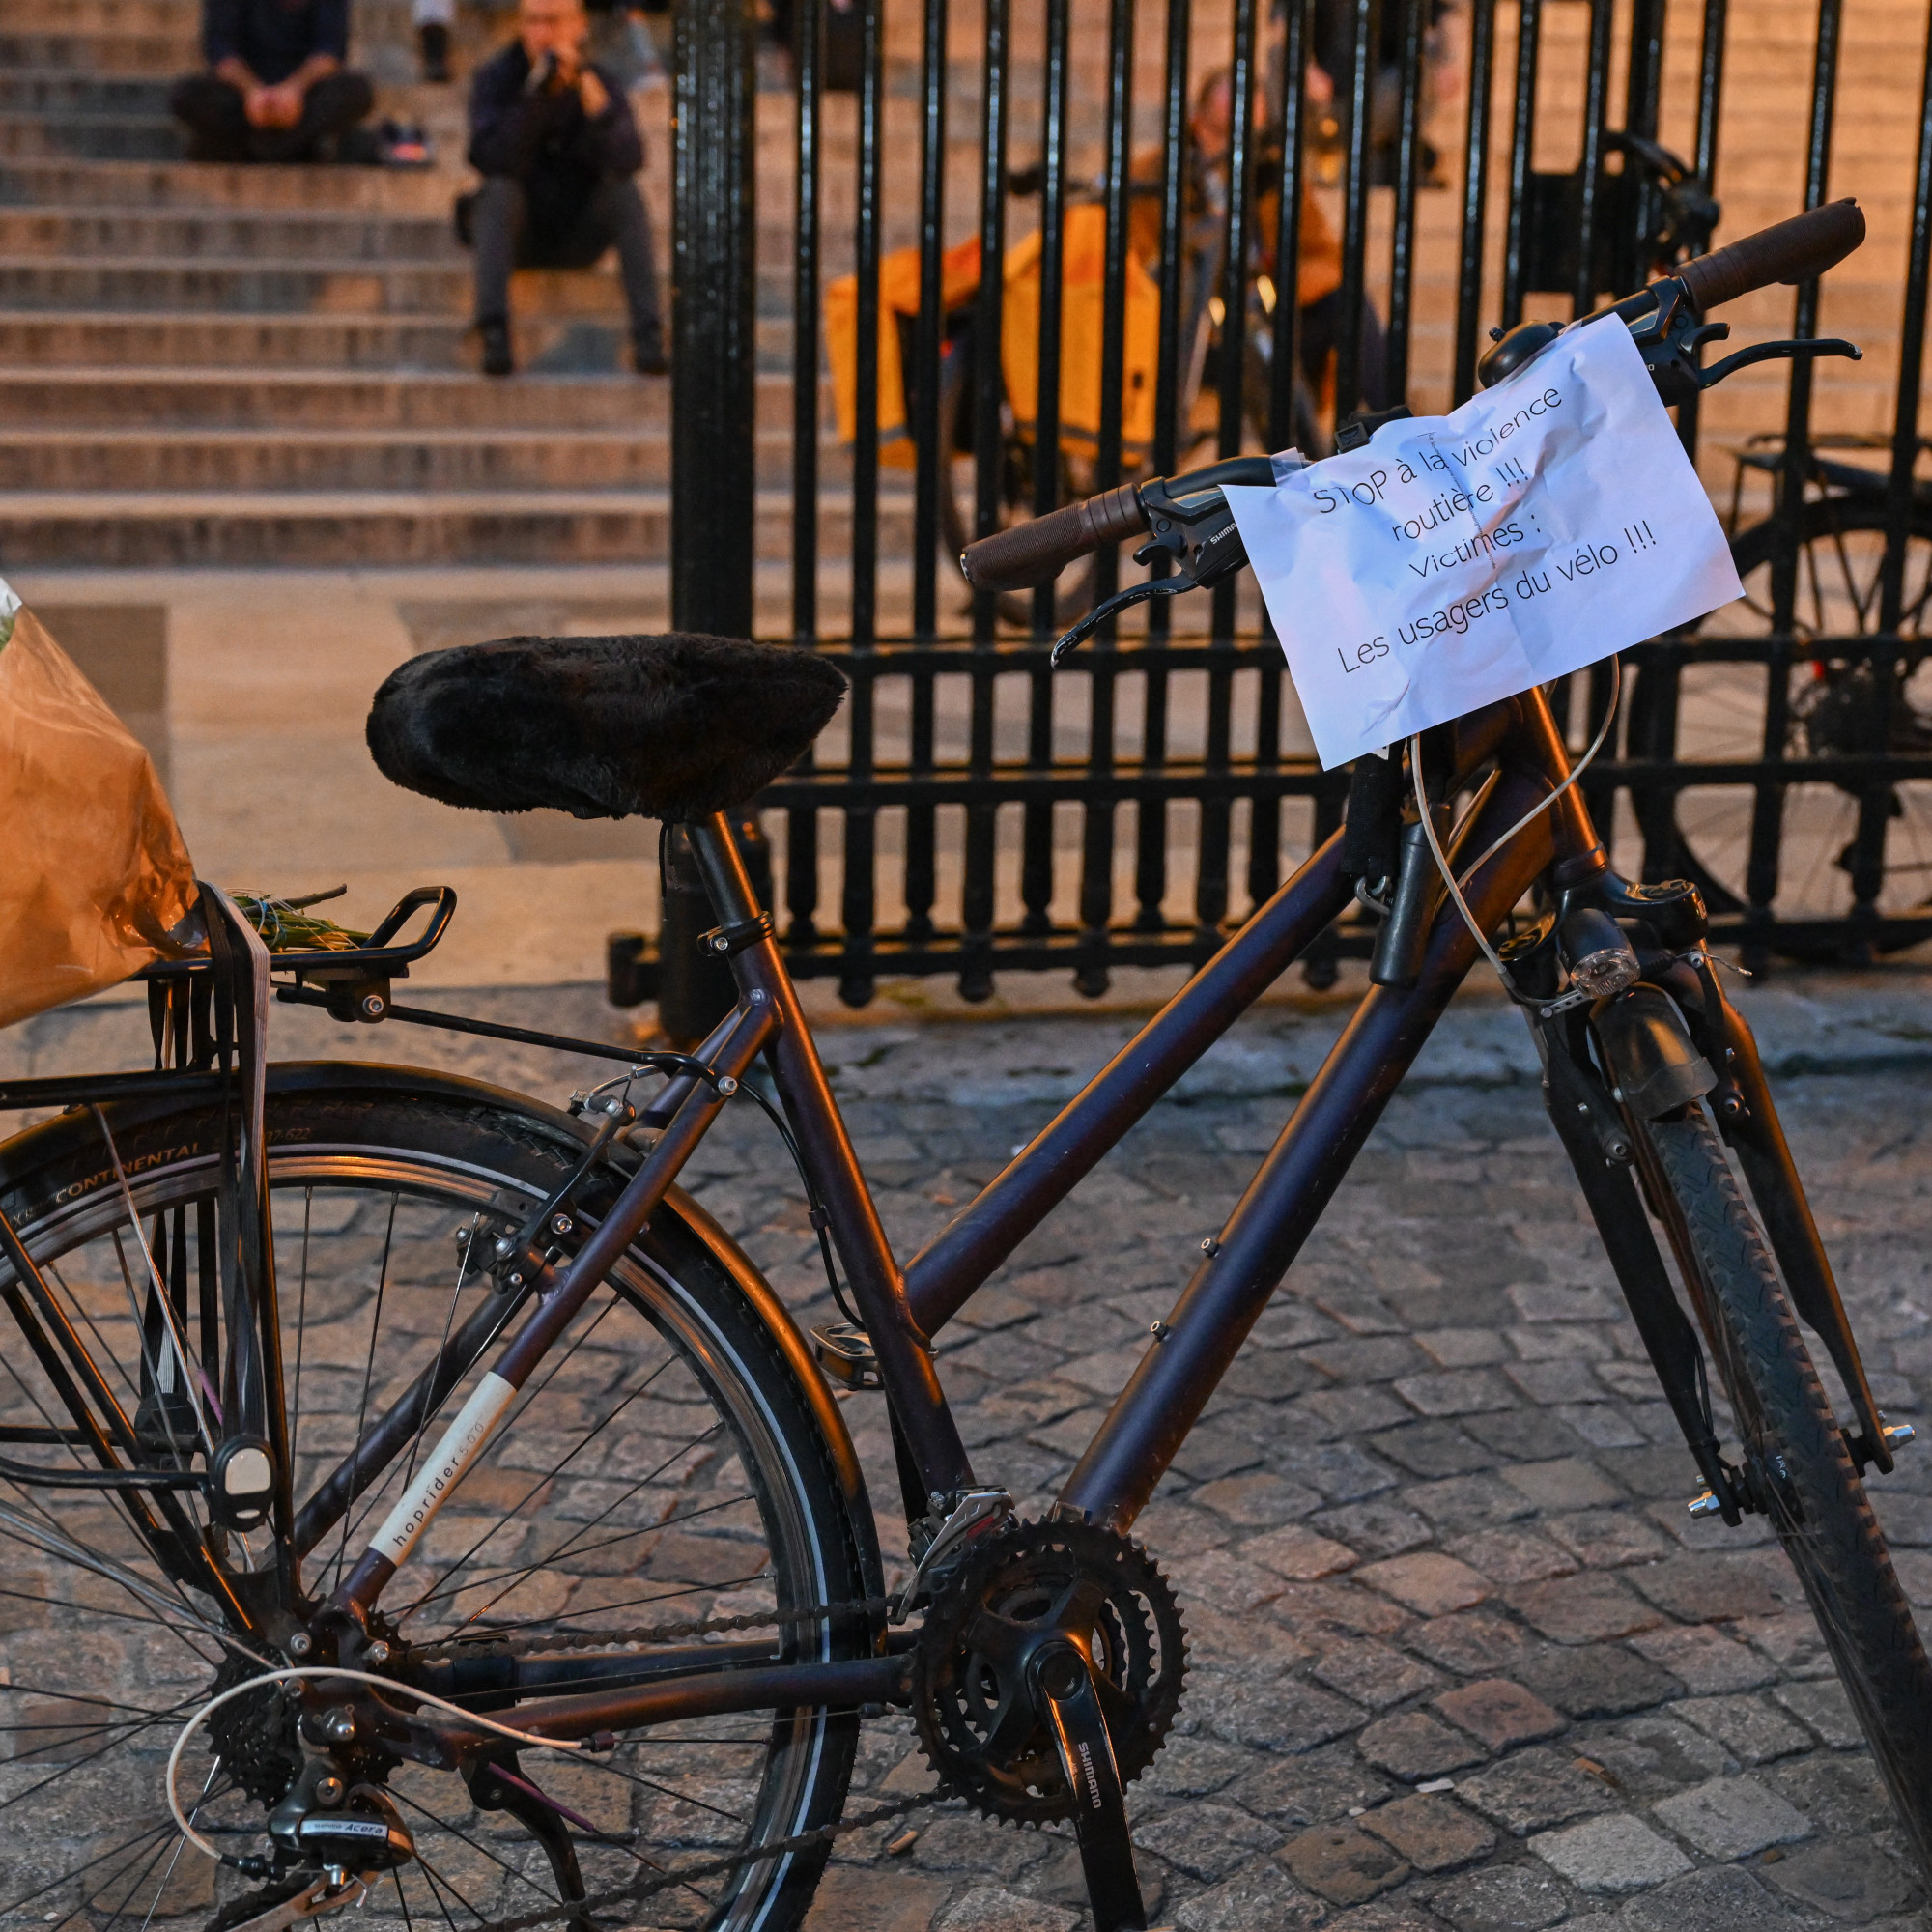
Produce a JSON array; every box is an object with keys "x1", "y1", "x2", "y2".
[{"x1": 626, "y1": 0, "x2": 1932, "y2": 1013}]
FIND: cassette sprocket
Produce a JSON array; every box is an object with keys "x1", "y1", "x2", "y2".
[{"x1": 911, "y1": 1517, "x2": 1185, "y2": 1824}]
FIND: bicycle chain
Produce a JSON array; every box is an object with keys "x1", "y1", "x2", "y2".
[
  {"x1": 408, "y1": 1593, "x2": 898, "y2": 1663},
  {"x1": 385, "y1": 1593, "x2": 947, "y2": 1932}
]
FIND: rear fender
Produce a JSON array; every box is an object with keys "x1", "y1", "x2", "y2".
[{"x1": 0, "y1": 1059, "x2": 883, "y2": 1601}]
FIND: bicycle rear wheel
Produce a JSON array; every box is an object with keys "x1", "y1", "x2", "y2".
[
  {"x1": 1641, "y1": 1104, "x2": 1932, "y2": 1880},
  {"x1": 0, "y1": 1068, "x2": 877, "y2": 1932}
]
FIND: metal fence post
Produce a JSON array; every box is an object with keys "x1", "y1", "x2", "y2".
[{"x1": 663, "y1": 0, "x2": 761, "y2": 1042}]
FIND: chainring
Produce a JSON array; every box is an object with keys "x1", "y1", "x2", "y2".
[{"x1": 911, "y1": 1518, "x2": 1185, "y2": 1824}]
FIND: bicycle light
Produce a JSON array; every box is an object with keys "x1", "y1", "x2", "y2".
[{"x1": 1558, "y1": 907, "x2": 1641, "y2": 998}]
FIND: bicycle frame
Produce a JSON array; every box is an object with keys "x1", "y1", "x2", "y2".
[{"x1": 312, "y1": 679, "x2": 1614, "y2": 1748}]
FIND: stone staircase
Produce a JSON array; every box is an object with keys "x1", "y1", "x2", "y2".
[
  {"x1": 1, "y1": 0, "x2": 1926, "y2": 577},
  {"x1": 0, "y1": 0, "x2": 850, "y2": 571}
]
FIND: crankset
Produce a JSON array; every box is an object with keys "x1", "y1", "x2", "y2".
[{"x1": 911, "y1": 1517, "x2": 1186, "y2": 1823}]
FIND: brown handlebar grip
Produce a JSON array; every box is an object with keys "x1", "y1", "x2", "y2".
[
  {"x1": 1677, "y1": 198, "x2": 1865, "y2": 311},
  {"x1": 958, "y1": 483, "x2": 1146, "y2": 593}
]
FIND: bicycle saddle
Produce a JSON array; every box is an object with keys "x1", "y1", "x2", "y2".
[{"x1": 366, "y1": 633, "x2": 847, "y2": 821}]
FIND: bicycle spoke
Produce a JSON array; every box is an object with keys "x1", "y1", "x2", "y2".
[
  {"x1": 290, "y1": 1186, "x2": 313, "y2": 1467},
  {"x1": 390, "y1": 1789, "x2": 562, "y2": 1905},
  {"x1": 412, "y1": 1414, "x2": 728, "y2": 1631},
  {"x1": 334, "y1": 1191, "x2": 399, "y2": 1594}
]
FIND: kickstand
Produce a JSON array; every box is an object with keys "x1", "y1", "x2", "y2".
[
  {"x1": 466, "y1": 1754, "x2": 593, "y2": 1932},
  {"x1": 1033, "y1": 1645, "x2": 1163, "y2": 1932}
]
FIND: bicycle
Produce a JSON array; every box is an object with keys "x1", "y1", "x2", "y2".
[{"x1": 0, "y1": 198, "x2": 1924, "y2": 1932}]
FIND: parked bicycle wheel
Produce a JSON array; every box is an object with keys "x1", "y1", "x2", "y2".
[
  {"x1": 1638, "y1": 1102, "x2": 1932, "y2": 1882},
  {"x1": 0, "y1": 1069, "x2": 876, "y2": 1932},
  {"x1": 1624, "y1": 498, "x2": 1932, "y2": 938}
]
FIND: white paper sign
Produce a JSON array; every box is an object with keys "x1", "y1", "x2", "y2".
[{"x1": 1223, "y1": 318, "x2": 1743, "y2": 769}]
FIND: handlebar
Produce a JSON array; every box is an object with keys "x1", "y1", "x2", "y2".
[
  {"x1": 959, "y1": 481, "x2": 1144, "y2": 594},
  {"x1": 958, "y1": 200, "x2": 1867, "y2": 600},
  {"x1": 1677, "y1": 197, "x2": 1864, "y2": 311}
]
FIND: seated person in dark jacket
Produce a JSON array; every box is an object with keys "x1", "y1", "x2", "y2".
[
  {"x1": 465, "y1": 0, "x2": 666, "y2": 376},
  {"x1": 171, "y1": 0, "x2": 374, "y2": 163}
]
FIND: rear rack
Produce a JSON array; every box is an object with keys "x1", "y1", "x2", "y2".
[{"x1": 140, "y1": 884, "x2": 458, "y2": 1022}]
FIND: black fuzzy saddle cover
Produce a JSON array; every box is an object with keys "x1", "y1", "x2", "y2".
[{"x1": 366, "y1": 633, "x2": 847, "y2": 821}]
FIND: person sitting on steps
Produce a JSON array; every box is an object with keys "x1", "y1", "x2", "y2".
[
  {"x1": 461, "y1": 0, "x2": 668, "y2": 378},
  {"x1": 171, "y1": 0, "x2": 375, "y2": 163},
  {"x1": 415, "y1": 0, "x2": 454, "y2": 82}
]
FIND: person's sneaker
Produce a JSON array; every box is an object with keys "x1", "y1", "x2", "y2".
[
  {"x1": 376, "y1": 118, "x2": 434, "y2": 166},
  {"x1": 478, "y1": 320, "x2": 515, "y2": 378},
  {"x1": 633, "y1": 335, "x2": 668, "y2": 376},
  {"x1": 419, "y1": 21, "x2": 452, "y2": 82}
]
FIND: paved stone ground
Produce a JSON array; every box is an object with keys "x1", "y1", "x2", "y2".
[{"x1": 4, "y1": 974, "x2": 1931, "y2": 1930}]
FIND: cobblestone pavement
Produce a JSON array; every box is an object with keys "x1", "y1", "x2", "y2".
[{"x1": 2, "y1": 978, "x2": 1930, "y2": 1932}]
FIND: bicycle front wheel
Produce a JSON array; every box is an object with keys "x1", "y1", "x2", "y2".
[
  {"x1": 0, "y1": 1066, "x2": 877, "y2": 1932},
  {"x1": 1642, "y1": 1103, "x2": 1932, "y2": 1881}
]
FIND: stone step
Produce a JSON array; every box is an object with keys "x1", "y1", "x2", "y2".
[
  {"x1": 0, "y1": 155, "x2": 462, "y2": 213},
  {"x1": 0, "y1": 309, "x2": 793, "y2": 373},
  {"x1": 20, "y1": 0, "x2": 195, "y2": 27},
  {"x1": 0, "y1": 114, "x2": 183, "y2": 161},
  {"x1": 0, "y1": 487, "x2": 909, "y2": 568},
  {"x1": 0, "y1": 34, "x2": 198, "y2": 76},
  {"x1": 0, "y1": 252, "x2": 586, "y2": 314},
  {"x1": 0, "y1": 425, "x2": 862, "y2": 492},
  {"x1": 0, "y1": 205, "x2": 468, "y2": 261},
  {"x1": 0, "y1": 71, "x2": 173, "y2": 116},
  {"x1": 0, "y1": 366, "x2": 821, "y2": 429}
]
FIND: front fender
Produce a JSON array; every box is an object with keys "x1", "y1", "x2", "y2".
[{"x1": 1592, "y1": 984, "x2": 1716, "y2": 1119}]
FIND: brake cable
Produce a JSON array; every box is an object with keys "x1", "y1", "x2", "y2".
[{"x1": 1408, "y1": 654, "x2": 1623, "y2": 994}]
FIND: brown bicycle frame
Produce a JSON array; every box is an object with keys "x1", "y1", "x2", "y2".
[{"x1": 365, "y1": 682, "x2": 1605, "y2": 1747}]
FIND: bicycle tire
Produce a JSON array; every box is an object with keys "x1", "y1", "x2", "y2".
[
  {"x1": 1642, "y1": 1104, "x2": 1932, "y2": 1882},
  {"x1": 0, "y1": 1065, "x2": 876, "y2": 1932}
]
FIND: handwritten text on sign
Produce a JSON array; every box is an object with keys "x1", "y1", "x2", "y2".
[{"x1": 1222, "y1": 318, "x2": 1742, "y2": 769}]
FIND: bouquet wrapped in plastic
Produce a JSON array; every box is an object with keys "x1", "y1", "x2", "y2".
[{"x1": 0, "y1": 580, "x2": 199, "y2": 1027}]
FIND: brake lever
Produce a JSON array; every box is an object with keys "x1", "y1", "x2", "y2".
[
  {"x1": 1051, "y1": 474, "x2": 1252, "y2": 665},
  {"x1": 1050, "y1": 578, "x2": 1189, "y2": 664},
  {"x1": 1698, "y1": 335, "x2": 1861, "y2": 384}
]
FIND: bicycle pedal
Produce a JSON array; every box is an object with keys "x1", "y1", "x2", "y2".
[{"x1": 811, "y1": 1321, "x2": 881, "y2": 1390}]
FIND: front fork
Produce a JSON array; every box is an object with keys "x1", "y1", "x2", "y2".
[{"x1": 1529, "y1": 916, "x2": 1892, "y2": 1522}]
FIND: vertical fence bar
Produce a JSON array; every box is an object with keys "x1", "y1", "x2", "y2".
[
  {"x1": 1385, "y1": 0, "x2": 1425, "y2": 400},
  {"x1": 786, "y1": 0, "x2": 824, "y2": 952},
  {"x1": 839, "y1": 0, "x2": 885, "y2": 1004},
  {"x1": 904, "y1": 0, "x2": 948, "y2": 946},
  {"x1": 1672, "y1": 0, "x2": 1725, "y2": 467},
  {"x1": 1250, "y1": 0, "x2": 1313, "y2": 927},
  {"x1": 851, "y1": 0, "x2": 883, "y2": 645},
  {"x1": 1138, "y1": 0, "x2": 1190, "y2": 933},
  {"x1": 1333, "y1": 0, "x2": 1376, "y2": 415},
  {"x1": 1272, "y1": 0, "x2": 1309, "y2": 444},
  {"x1": 1021, "y1": 0, "x2": 1071, "y2": 939},
  {"x1": 1845, "y1": 3, "x2": 1932, "y2": 930},
  {"x1": 911, "y1": 0, "x2": 947, "y2": 642},
  {"x1": 1570, "y1": 0, "x2": 1613, "y2": 317},
  {"x1": 1451, "y1": 0, "x2": 1495, "y2": 402},
  {"x1": 1501, "y1": 0, "x2": 1540, "y2": 330},
  {"x1": 962, "y1": 0, "x2": 1010, "y2": 998},
  {"x1": 1745, "y1": 0, "x2": 1839, "y2": 969},
  {"x1": 671, "y1": 0, "x2": 756, "y2": 641},
  {"x1": 1076, "y1": 0, "x2": 1138, "y2": 995},
  {"x1": 1201, "y1": 0, "x2": 1259, "y2": 951},
  {"x1": 1630, "y1": 0, "x2": 1723, "y2": 884}
]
